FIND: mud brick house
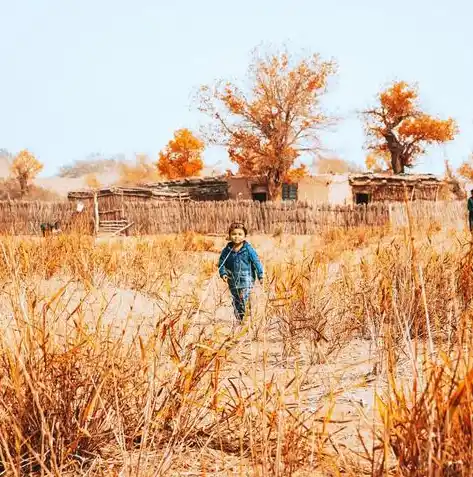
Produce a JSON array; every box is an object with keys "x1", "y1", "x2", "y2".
[
  {"x1": 144, "y1": 176, "x2": 229, "y2": 201},
  {"x1": 145, "y1": 175, "x2": 304, "y2": 202},
  {"x1": 347, "y1": 173, "x2": 463, "y2": 204},
  {"x1": 227, "y1": 173, "x2": 463, "y2": 204}
]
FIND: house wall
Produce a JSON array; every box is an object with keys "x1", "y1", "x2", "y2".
[
  {"x1": 227, "y1": 176, "x2": 268, "y2": 200},
  {"x1": 297, "y1": 175, "x2": 352, "y2": 204},
  {"x1": 228, "y1": 174, "x2": 353, "y2": 204},
  {"x1": 297, "y1": 176, "x2": 330, "y2": 203},
  {"x1": 328, "y1": 175, "x2": 352, "y2": 205},
  {"x1": 227, "y1": 177, "x2": 252, "y2": 200}
]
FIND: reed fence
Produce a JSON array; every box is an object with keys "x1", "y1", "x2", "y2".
[
  {"x1": 0, "y1": 199, "x2": 467, "y2": 236},
  {"x1": 389, "y1": 200, "x2": 465, "y2": 229},
  {"x1": 124, "y1": 200, "x2": 391, "y2": 235},
  {"x1": 0, "y1": 201, "x2": 91, "y2": 235}
]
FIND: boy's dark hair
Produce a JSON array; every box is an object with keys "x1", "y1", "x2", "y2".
[{"x1": 228, "y1": 222, "x2": 248, "y2": 237}]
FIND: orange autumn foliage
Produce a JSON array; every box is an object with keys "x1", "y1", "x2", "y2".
[
  {"x1": 363, "y1": 81, "x2": 457, "y2": 174},
  {"x1": 157, "y1": 129, "x2": 204, "y2": 180},
  {"x1": 458, "y1": 154, "x2": 473, "y2": 181},
  {"x1": 10, "y1": 149, "x2": 43, "y2": 197},
  {"x1": 198, "y1": 47, "x2": 336, "y2": 199}
]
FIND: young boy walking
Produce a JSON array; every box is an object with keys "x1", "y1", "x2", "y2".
[{"x1": 218, "y1": 223, "x2": 264, "y2": 322}]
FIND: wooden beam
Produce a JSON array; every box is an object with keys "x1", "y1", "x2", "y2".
[
  {"x1": 111, "y1": 222, "x2": 134, "y2": 236},
  {"x1": 99, "y1": 209, "x2": 123, "y2": 215}
]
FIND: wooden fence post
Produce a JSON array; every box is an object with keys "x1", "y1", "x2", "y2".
[{"x1": 93, "y1": 192, "x2": 99, "y2": 235}]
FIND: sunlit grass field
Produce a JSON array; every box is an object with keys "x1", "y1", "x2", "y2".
[{"x1": 0, "y1": 225, "x2": 472, "y2": 476}]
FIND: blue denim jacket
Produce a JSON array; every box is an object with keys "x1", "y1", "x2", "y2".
[{"x1": 218, "y1": 241, "x2": 264, "y2": 288}]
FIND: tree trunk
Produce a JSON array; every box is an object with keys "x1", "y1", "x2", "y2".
[
  {"x1": 384, "y1": 131, "x2": 405, "y2": 174},
  {"x1": 266, "y1": 172, "x2": 282, "y2": 201},
  {"x1": 18, "y1": 175, "x2": 28, "y2": 198},
  {"x1": 391, "y1": 150, "x2": 404, "y2": 174}
]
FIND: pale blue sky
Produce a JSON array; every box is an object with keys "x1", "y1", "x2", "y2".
[{"x1": 1, "y1": 0, "x2": 472, "y2": 177}]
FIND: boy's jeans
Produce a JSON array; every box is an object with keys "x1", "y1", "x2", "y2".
[{"x1": 230, "y1": 287, "x2": 252, "y2": 322}]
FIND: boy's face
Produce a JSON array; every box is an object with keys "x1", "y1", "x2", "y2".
[{"x1": 230, "y1": 228, "x2": 246, "y2": 244}]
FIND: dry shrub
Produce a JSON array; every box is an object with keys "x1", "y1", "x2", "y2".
[
  {"x1": 330, "y1": 239, "x2": 459, "y2": 345},
  {"x1": 116, "y1": 155, "x2": 161, "y2": 186},
  {"x1": 148, "y1": 232, "x2": 216, "y2": 253},
  {"x1": 0, "y1": 289, "x2": 221, "y2": 474},
  {"x1": 350, "y1": 235, "x2": 473, "y2": 476},
  {"x1": 2, "y1": 224, "x2": 471, "y2": 475},
  {"x1": 0, "y1": 292, "x2": 333, "y2": 476},
  {"x1": 58, "y1": 157, "x2": 122, "y2": 178},
  {"x1": 266, "y1": 256, "x2": 342, "y2": 362},
  {"x1": 426, "y1": 220, "x2": 442, "y2": 236},
  {"x1": 179, "y1": 231, "x2": 216, "y2": 252},
  {"x1": 0, "y1": 235, "x2": 203, "y2": 290},
  {"x1": 217, "y1": 370, "x2": 334, "y2": 475},
  {"x1": 319, "y1": 225, "x2": 388, "y2": 261},
  {"x1": 0, "y1": 235, "x2": 117, "y2": 285},
  {"x1": 0, "y1": 234, "x2": 339, "y2": 476},
  {"x1": 456, "y1": 240, "x2": 473, "y2": 308},
  {"x1": 374, "y1": 343, "x2": 473, "y2": 476},
  {"x1": 0, "y1": 311, "x2": 147, "y2": 474}
]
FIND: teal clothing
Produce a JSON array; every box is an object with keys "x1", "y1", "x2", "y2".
[
  {"x1": 218, "y1": 241, "x2": 264, "y2": 288},
  {"x1": 218, "y1": 241, "x2": 263, "y2": 321}
]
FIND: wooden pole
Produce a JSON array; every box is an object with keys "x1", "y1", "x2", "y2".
[{"x1": 93, "y1": 192, "x2": 99, "y2": 235}]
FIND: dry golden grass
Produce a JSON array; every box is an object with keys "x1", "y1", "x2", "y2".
[{"x1": 0, "y1": 224, "x2": 472, "y2": 476}]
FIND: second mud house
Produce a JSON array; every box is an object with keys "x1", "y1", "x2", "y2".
[
  {"x1": 229, "y1": 172, "x2": 464, "y2": 204},
  {"x1": 347, "y1": 173, "x2": 463, "y2": 203},
  {"x1": 225, "y1": 173, "x2": 461, "y2": 204}
]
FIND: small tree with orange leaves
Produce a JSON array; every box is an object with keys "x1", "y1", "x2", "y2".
[
  {"x1": 363, "y1": 81, "x2": 457, "y2": 174},
  {"x1": 458, "y1": 154, "x2": 473, "y2": 182},
  {"x1": 10, "y1": 149, "x2": 43, "y2": 197},
  {"x1": 157, "y1": 129, "x2": 204, "y2": 180},
  {"x1": 198, "y1": 47, "x2": 336, "y2": 200}
]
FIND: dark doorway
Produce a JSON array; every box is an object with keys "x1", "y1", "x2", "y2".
[
  {"x1": 252, "y1": 192, "x2": 267, "y2": 202},
  {"x1": 355, "y1": 192, "x2": 370, "y2": 205}
]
